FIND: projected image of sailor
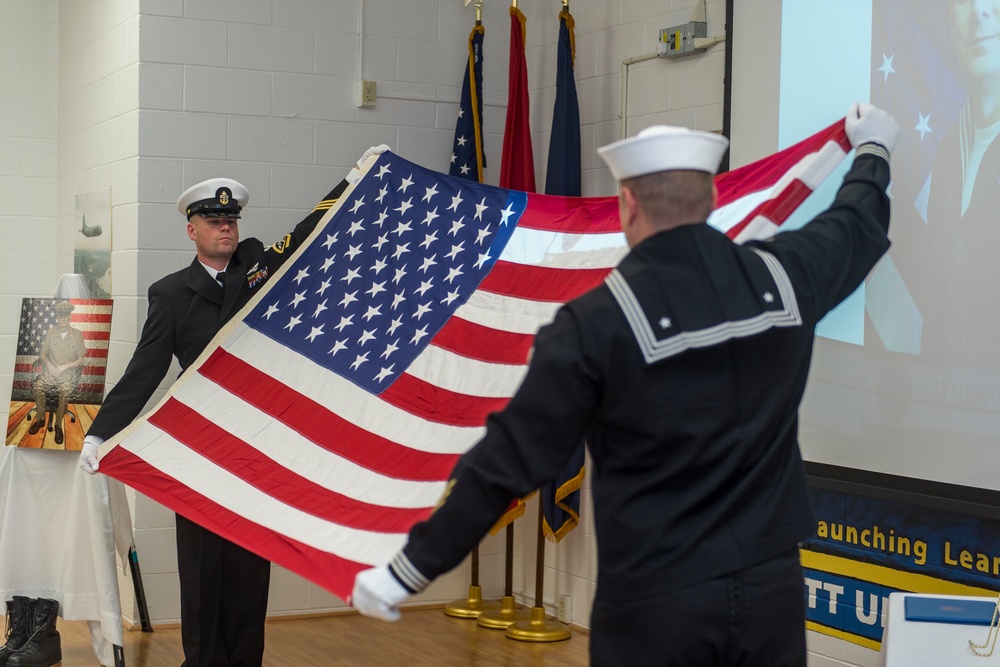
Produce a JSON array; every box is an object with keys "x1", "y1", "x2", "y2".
[{"x1": 918, "y1": 0, "x2": 1000, "y2": 360}]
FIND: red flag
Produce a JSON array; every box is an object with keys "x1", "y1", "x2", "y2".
[
  {"x1": 499, "y1": 6, "x2": 535, "y2": 192},
  {"x1": 95, "y1": 121, "x2": 851, "y2": 602}
]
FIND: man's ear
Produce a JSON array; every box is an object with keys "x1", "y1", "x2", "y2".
[
  {"x1": 187, "y1": 220, "x2": 197, "y2": 242},
  {"x1": 621, "y1": 186, "x2": 639, "y2": 224},
  {"x1": 711, "y1": 181, "x2": 719, "y2": 212}
]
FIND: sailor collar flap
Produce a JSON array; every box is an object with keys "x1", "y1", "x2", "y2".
[{"x1": 605, "y1": 246, "x2": 802, "y2": 366}]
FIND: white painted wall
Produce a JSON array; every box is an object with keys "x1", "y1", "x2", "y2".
[{"x1": 1, "y1": 0, "x2": 873, "y2": 664}]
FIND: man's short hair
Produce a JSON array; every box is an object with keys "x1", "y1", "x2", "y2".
[{"x1": 623, "y1": 170, "x2": 714, "y2": 223}]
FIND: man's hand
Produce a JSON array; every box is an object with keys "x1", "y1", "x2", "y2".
[
  {"x1": 80, "y1": 436, "x2": 102, "y2": 475},
  {"x1": 350, "y1": 566, "x2": 411, "y2": 621},
  {"x1": 346, "y1": 145, "x2": 392, "y2": 185},
  {"x1": 845, "y1": 102, "x2": 900, "y2": 154}
]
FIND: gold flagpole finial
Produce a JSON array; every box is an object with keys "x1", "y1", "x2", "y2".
[
  {"x1": 511, "y1": 0, "x2": 517, "y2": 8},
  {"x1": 476, "y1": 0, "x2": 483, "y2": 23},
  {"x1": 563, "y1": 0, "x2": 569, "y2": 7}
]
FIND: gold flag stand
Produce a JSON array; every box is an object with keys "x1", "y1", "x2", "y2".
[
  {"x1": 505, "y1": 500, "x2": 571, "y2": 642},
  {"x1": 476, "y1": 525, "x2": 530, "y2": 629},
  {"x1": 443, "y1": 547, "x2": 502, "y2": 618}
]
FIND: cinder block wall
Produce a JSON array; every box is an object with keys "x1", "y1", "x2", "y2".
[{"x1": 0, "y1": 1, "x2": 59, "y2": 409}]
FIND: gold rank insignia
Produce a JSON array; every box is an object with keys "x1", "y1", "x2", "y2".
[
  {"x1": 430, "y1": 479, "x2": 457, "y2": 515},
  {"x1": 219, "y1": 190, "x2": 230, "y2": 205},
  {"x1": 269, "y1": 234, "x2": 291, "y2": 254}
]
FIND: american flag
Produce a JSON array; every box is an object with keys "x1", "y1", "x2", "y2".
[
  {"x1": 12, "y1": 298, "x2": 112, "y2": 404},
  {"x1": 97, "y1": 122, "x2": 852, "y2": 601}
]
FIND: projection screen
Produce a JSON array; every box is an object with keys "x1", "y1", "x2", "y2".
[{"x1": 730, "y1": 0, "x2": 1000, "y2": 495}]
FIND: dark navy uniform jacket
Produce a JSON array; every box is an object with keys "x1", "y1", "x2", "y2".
[
  {"x1": 88, "y1": 181, "x2": 348, "y2": 441},
  {"x1": 391, "y1": 151, "x2": 891, "y2": 602}
]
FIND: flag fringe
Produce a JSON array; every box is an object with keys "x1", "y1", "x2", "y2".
[
  {"x1": 489, "y1": 489, "x2": 536, "y2": 535},
  {"x1": 542, "y1": 465, "x2": 585, "y2": 542},
  {"x1": 559, "y1": 10, "x2": 575, "y2": 65},
  {"x1": 511, "y1": 5, "x2": 527, "y2": 44}
]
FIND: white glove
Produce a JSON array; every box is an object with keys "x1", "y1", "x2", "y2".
[
  {"x1": 80, "y1": 435, "x2": 103, "y2": 475},
  {"x1": 350, "y1": 566, "x2": 411, "y2": 622},
  {"x1": 845, "y1": 102, "x2": 900, "y2": 154},
  {"x1": 346, "y1": 144, "x2": 392, "y2": 185}
]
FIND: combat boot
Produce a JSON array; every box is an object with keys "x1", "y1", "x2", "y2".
[
  {"x1": 7, "y1": 598, "x2": 60, "y2": 667},
  {"x1": 0, "y1": 597, "x2": 31, "y2": 666}
]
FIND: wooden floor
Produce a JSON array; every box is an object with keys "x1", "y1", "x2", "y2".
[{"x1": 59, "y1": 608, "x2": 589, "y2": 666}]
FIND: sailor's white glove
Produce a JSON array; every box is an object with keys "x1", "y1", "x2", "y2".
[
  {"x1": 80, "y1": 435, "x2": 103, "y2": 475},
  {"x1": 350, "y1": 566, "x2": 411, "y2": 622},
  {"x1": 845, "y1": 102, "x2": 900, "y2": 154},
  {"x1": 346, "y1": 144, "x2": 392, "y2": 185}
]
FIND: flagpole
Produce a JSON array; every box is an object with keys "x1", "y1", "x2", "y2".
[
  {"x1": 476, "y1": 524, "x2": 531, "y2": 629},
  {"x1": 505, "y1": 500, "x2": 572, "y2": 642},
  {"x1": 443, "y1": 0, "x2": 500, "y2": 620},
  {"x1": 444, "y1": 546, "x2": 502, "y2": 618}
]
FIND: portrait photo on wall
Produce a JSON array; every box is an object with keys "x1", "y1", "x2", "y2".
[
  {"x1": 74, "y1": 189, "x2": 112, "y2": 299},
  {"x1": 5, "y1": 298, "x2": 113, "y2": 451}
]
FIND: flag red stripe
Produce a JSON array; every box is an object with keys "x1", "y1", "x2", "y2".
[
  {"x1": 70, "y1": 314, "x2": 112, "y2": 324},
  {"x1": 197, "y1": 348, "x2": 461, "y2": 481},
  {"x1": 432, "y1": 318, "x2": 534, "y2": 364},
  {"x1": 147, "y1": 399, "x2": 434, "y2": 533},
  {"x1": 96, "y1": 448, "x2": 365, "y2": 600},
  {"x1": 64, "y1": 299, "x2": 112, "y2": 307},
  {"x1": 480, "y1": 261, "x2": 611, "y2": 302},
  {"x1": 516, "y1": 193, "x2": 620, "y2": 233},
  {"x1": 715, "y1": 119, "x2": 849, "y2": 206},
  {"x1": 724, "y1": 178, "x2": 815, "y2": 240},
  {"x1": 379, "y1": 372, "x2": 509, "y2": 426}
]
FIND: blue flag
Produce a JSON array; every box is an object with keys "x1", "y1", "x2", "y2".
[
  {"x1": 544, "y1": 10, "x2": 581, "y2": 198},
  {"x1": 450, "y1": 25, "x2": 486, "y2": 183},
  {"x1": 541, "y1": 9, "x2": 584, "y2": 542}
]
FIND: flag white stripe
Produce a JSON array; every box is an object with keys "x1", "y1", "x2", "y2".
[
  {"x1": 798, "y1": 141, "x2": 849, "y2": 190},
  {"x1": 455, "y1": 291, "x2": 561, "y2": 334},
  {"x1": 119, "y1": 423, "x2": 407, "y2": 564},
  {"x1": 499, "y1": 227, "x2": 627, "y2": 268},
  {"x1": 407, "y1": 344, "x2": 528, "y2": 398},
  {"x1": 170, "y1": 381, "x2": 448, "y2": 508},
  {"x1": 709, "y1": 189, "x2": 772, "y2": 234},
  {"x1": 221, "y1": 324, "x2": 485, "y2": 455}
]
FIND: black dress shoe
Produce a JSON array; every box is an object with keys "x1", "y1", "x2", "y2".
[
  {"x1": 27, "y1": 420, "x2": 44, "y2": 435},
  {"x1": 54, "y1": 426, "x2": 64, "y2": 445}
]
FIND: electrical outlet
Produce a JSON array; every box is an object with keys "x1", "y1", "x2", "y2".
[
  {"x1": 357, "y1": 80, "x2": 377, "y2": 108},
  {"x1": 558, "y1": 594, "x2": 572, "y2": 623}
]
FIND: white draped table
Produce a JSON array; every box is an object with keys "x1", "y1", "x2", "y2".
[{"x1": 0, "y1": 446, "x2": 133, "y2": 666}]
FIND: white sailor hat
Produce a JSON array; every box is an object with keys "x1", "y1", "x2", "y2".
[
  {"x1": 177, "y1": 178, "x2": 249, "y2": 219},
  {"x1": 597, "y1": 125, "x2": 730, "y2": 181}
]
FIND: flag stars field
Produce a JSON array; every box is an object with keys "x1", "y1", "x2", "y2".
[{"x1": 246, "y1": 151, "x2": 525, "y2": 395}]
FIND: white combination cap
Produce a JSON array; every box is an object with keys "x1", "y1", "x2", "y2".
[
  {"x1": 177, "y1": 178, "x2": 249, "y2": 219},
  {"x1": 597, "y1": 125, "x2": 730, "y2": 181}
]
